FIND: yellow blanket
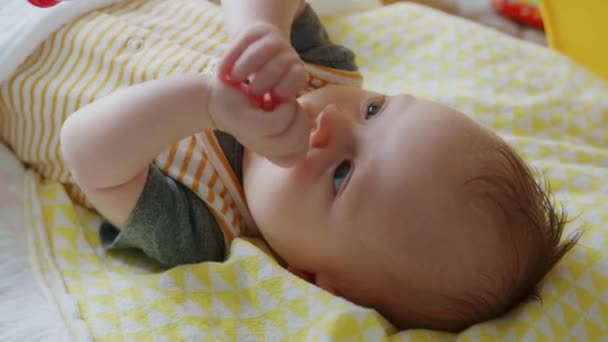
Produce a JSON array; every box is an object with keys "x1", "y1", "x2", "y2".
[{"x1": 26, "y1": 3, "x2": 608, "y2": 341}]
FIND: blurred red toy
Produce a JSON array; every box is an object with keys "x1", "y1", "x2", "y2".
[
  {"x1": 27, "y1": 0, "x2": 61, "y2": 7},
  {"x1": 492, "y1": 0, "x2": 544, "y2": 30},
  {"x1": 220, "y1": 71, "x2": 284, "y2": 112}
]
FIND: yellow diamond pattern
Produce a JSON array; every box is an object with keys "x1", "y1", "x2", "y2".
[{"x1": 24, "y1": 2, "x2": 608, "y2": 341}]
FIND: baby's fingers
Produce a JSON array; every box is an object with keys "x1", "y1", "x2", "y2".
[
  {"x1": 272, "y1": 63, "x2": 308, "y2": 100},
  {"x1": 230, "y1": 36, "x2": 285, "y2": 82},
  {"x1": 245, "y1": 101, "x2": 301, "y2": 137},
  {"x1": 248, "y1": 53, "x2": 296, "y2": 96},
  {"x1": 263, "y1": 104, "x2": 312, "y2": 166},
  {"x1": 219, "y1": 24, "x2": 273, "y2": 79}
]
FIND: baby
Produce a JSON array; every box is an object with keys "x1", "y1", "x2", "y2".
[{"x1": 57, "y1": 0, "x2": 579, "y2": 333}]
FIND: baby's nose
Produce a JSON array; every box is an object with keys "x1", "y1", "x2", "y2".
[{"x1": 309, "y1": 104, "x2": 343, "y2": 149}]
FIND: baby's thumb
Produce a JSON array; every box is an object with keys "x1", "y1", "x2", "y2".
[{"x1": 265, "y1": 102, "x2": 313, "y2": 167}]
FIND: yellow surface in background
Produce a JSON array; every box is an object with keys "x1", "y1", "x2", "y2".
[{"x1": 540, "y1": 0, "x2": 608, "y2": 80}]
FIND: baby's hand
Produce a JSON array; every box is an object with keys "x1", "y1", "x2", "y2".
[
  {"x1": 209, "y1": 77, "x2": 313, "y2": 167},
  {"x1": 212, "y1": 22, "x2": 312, "y2": 166},
  {"x1": 219, "y1": 22, "x2": 308, "y2": 104}
]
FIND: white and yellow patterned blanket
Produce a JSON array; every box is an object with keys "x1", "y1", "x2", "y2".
[{"x1": 25, "y1": 3, "x2": 608, "y2": 341}]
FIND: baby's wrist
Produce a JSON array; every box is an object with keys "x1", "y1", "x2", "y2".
[
  {"x1": 206, "y1": 77, "x2": 225, "y2": 132},
  {"x1": 172, "y1": 74, "x2": 218, "y2": 133}
]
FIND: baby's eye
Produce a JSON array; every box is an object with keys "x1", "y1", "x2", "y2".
[
  {"x1": 365, "y1": 102, "x2": 383, "y2": 119},
  {"x1": 333, "y1": 160, "x2": 352, "y2": 193}
]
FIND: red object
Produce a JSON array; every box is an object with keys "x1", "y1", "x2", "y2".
[
  {"x1": 492, "y1": 0, "x2": 544, "y2": 30},
  {"x1": 27, "y1": 0, "x2": 60, "y2": 8},
  {"x1": 220, "y1": 72, "x2": 284, "y2": 112}
]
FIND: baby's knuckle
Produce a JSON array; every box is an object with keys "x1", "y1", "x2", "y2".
[
  {"x1": 265, "y1": 39, "x2": 283, "y2": 51},
  {"x1": 240, "y1": 28, "x2": 260, "y2": 42},
  {"x1": 251, "y1": 21, "x2": 273, "y2": 33},
  {"x1": 285, "y1": 52, "x2": 300, "y2": 64},
  {"x1": 274, "y1": 115, "x2": 293, "y2": 136},
  {"x1": 291, "y1": 63, "x2": 305, "y2": 75},
  {"x1": 294, "y1": 72, "x2": 307, "y2": 86}
]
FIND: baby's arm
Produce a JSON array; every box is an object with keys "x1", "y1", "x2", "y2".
[
  {"x1": 61, "y1": 73, "x2": 310, "y2": 231},
  {"x1": 61, "y1": 75, "x2": 214, "y2": 228},
  {"x1": 220, "y1": 0, "x2": 306, "y2": 39},
  {"x1": 61, "y1": 1, "x2": 313, "y2": 232}
]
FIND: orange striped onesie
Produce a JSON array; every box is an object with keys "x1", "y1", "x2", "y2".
[{"x1": 0, "y1": 0, "x2": 362, "y2": 262}]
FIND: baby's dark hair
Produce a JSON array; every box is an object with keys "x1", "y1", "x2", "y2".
[{"x1": 450, "y1": 140, "x2": 582, "y2": 332}]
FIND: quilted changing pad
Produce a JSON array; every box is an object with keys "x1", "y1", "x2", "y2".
[{"x1": 25, "y1": 3, "x2": 608, "y2": 341}]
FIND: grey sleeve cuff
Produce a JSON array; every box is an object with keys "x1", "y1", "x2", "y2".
[
  {"x1": 100, "y1": 164, "x2": 226, "y2": 267},
  {"x1": 290, "y1": 4, "x2": 359, "y2": 71}
]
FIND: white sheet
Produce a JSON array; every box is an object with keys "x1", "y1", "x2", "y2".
[
  {"x1": 0, "y1": 0, "x2": 121, "y2": 84},
  {"x1": 0, "y1": 143, "x2": 70, "y2": 342}
]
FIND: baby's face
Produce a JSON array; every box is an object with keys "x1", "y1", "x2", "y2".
[{"x1": 242, "y1": 85, "x2": 505, "y2": 328}]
